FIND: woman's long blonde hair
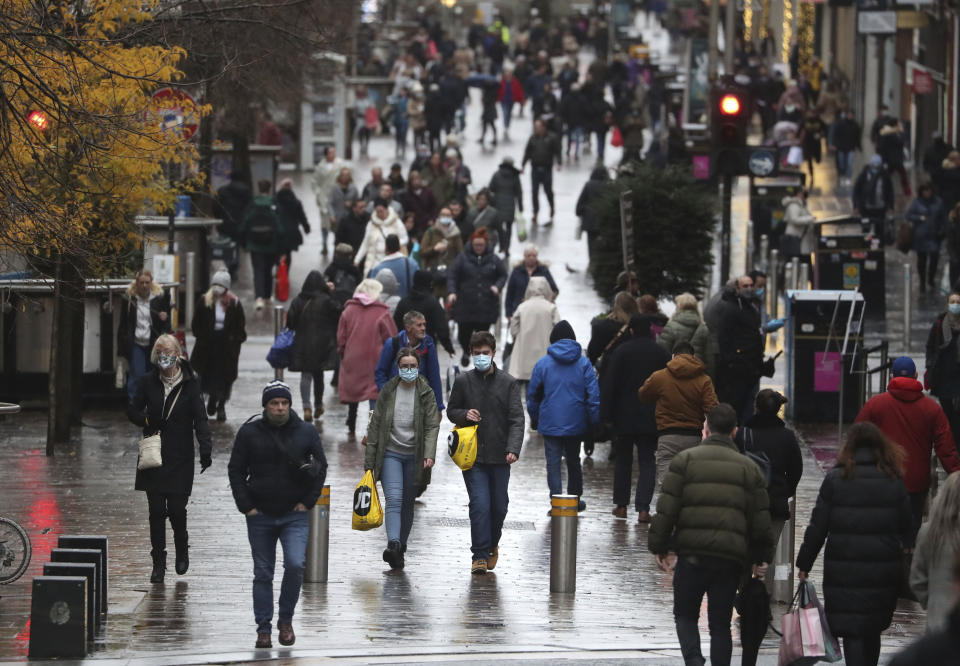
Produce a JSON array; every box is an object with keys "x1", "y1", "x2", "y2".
[
  {"x1": 925, "y1": 472, "x2": 960, "y2": 561},
  {"x1": 611, "y1": 292, "x2": 639, "y2": 325}
]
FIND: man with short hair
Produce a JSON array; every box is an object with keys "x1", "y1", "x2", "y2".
[
  {"x1": 366, "y1": 183, "x2": 404, "y2": 217},
  {"x1": 370, "y1": 234, "x2": 419, "y2": 298},
  {"x1": 447, "y1": 331, "x2": 524, "y2": 574},
  {"x1": 227, "y1": 381, "x2": 327, "y2": 649},
  {"x1": 240, "y1": 179, "x2": 285, "y2": 310},
  {"x1": 374, "y1": 310, "x2": 444, "y2": 411},
  {"x1": 855, "y1": 356, "x2": 960, "y2": 542},
  {"x1": 714, "y1": 274, "x2": 765, "y2": 423},
  {"x1": 394, "y1": 271, "x2": 456, "y2": 356},
  {"x1": 336, "y1": 197, "x2": 369, "y2": 254},
  {"x1": 362, "y1": 167, "x2": 385, "y2": 202},
  {"x1": 522, "y1": 118, "x2": 562, "y2": 226},
  {"x1": 649, "y1": 403, "x2": 773, "y2": 666}
]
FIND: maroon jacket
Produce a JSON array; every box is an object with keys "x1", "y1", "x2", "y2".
[{"x1": 855, "y1": 376, "x2": 960, "y2": 493}]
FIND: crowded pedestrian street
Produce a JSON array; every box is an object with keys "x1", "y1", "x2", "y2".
[{"x1": 2, "y1": 2, "x2": 960, "y2": 665}]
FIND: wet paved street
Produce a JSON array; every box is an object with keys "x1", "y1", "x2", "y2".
[{"x1": 0, "y1": 19, "x2": 937, "y2": 666}]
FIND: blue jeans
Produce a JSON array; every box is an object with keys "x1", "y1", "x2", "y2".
[
  {"x1": 127, "y1": 343, "x2": 152, "y2": 403},
  {"x1": 530, "y1": 166, "x2": 554, "y2": 216},
  {"x1": 543, "y1": 436, "x2": 583, "y2": 499},
  {"x1": 246, "y1": 511, "x2": 309, "y2": 634},
  {"x1": 462, "y1": 463, "x2": 511, "y2": 562},
  {"x1": 381, "y1": 450, "x2": 416, "y2": 545},
  {"x1": 501, "y1": 102, "x2": 513, "y2": 129},
  {"x1": 835, "y1": 150, "x2": 855, "y2": 179},
  {"x1": 566, "y1": 127, "x2": 584, "y2": 159}
]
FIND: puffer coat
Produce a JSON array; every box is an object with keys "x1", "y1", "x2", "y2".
[
  {"x1": 447, "y1": 243, "x2": 507, "y2": 324},
  {"x1": 287, "y1": 271, "x2": 340, "y2": 375}
]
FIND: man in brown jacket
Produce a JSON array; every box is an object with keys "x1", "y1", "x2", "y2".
[{"x1": 637, "y1": 341, "x2": 719, "y2": 487}]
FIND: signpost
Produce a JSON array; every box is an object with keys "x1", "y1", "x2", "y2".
[
  {"x1": 149, "y1": 88, "x2": 199, "y2": 141},
  {"x1": 619, "y1": 190, "x2": 635, "y2": 274}
]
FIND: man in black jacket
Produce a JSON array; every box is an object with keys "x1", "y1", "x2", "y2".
[
  {"x1": 601, "y1": 315, "x2": 670, "y2": 522},
  {"x1": 394, "y1": 270, "x2": 455, "y2": 356},
  {"x1": 522, "y1": 119, "x2": 562, "y2": 225},
  {"x1": 447, "y1": 331, "x2": 524, "y2": 575},
  {"x1": 488, "y1": 158, "x2": 523, "y2": 253},
  {"x1": 227, "y1": 381, "x2": 327, "y2": 650},
  {"x1": 715, "y1": 275, "x2": 765, "y2": 424}
]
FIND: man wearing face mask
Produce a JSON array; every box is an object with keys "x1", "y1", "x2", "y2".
[
  {"x1": 228, "y1": 381, "x2": 327, "y2": 650},
  {"x1": 447, "y1": 330, "x2": 525, "y2": 575},
  {"x1": 715, "y1": 276, "x2": 767, "y2": 425}
]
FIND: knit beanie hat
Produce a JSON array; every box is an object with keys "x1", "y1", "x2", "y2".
[
  {"x1": 413, "y1": 269, "x2": 432, "y2": 291},
  {"x1": 262, "y1": 380, "x2": 292, "y2": 406},
  {"x1": 550, "y1": 320, "x2": 576, "y2": 343},
  {"x1": 211, "y1": 268, "x2": 231, "y2": 291}
]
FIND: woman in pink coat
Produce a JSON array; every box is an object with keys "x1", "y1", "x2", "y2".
[{"x1": 337, "y1": 278, "x2": 398, "y2": 436}]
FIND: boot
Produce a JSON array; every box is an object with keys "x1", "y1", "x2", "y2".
[
  {"x1": 150, "y1": 549, "x2": 166, "y2": 583},
  {"x1": 206, "y1": 396, "x2": 217, "y2": 417},
  {"x1": 174, "y1": 532, "x2": 189, "y2": 575}
]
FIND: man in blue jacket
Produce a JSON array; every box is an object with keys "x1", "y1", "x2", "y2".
[
  {"x1": 374, "y1": 310, "x2": 445, "y2": 412},
  {"x1": 527, "y1": 320, "x2": 600, "y2": 512}
]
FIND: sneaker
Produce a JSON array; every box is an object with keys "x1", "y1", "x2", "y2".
[
  {"x1": 303, "y1": 407, "x2": 313, "y2": 423},
  {"x1": 255, "y1": 633, "x2": 271, "y2": 648},
  {"x1": 487, "y1": 547, "x2": 499, "y2": 571},
  {"x1": 612, "y1": 506, "x2": 627, "y2": 519},
  {"x1": 255, "y1": 297, "x2": 265, "y2": 311},
  {"x1": 637, "y1": 510, "x2": 652, "y2": 523},
  {"x1": 383, "y1": 539, "x2": 404, "y2": 569},
  {"x1": 471, "y1": 558, "x2": 487, "y2": 575},
  {"x1": 277, "y1": 620, "x2": 295, "y2": 646}
]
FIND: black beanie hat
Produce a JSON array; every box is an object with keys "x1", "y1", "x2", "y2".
[
  {"x1": 550, "y1": 320, "x2": 576, "y2": 343},
  {"x1": 413, "y1": 270, "x2": 432, "y2": 291}
]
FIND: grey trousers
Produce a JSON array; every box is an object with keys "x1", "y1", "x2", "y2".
[{"x1": 655, "y1": 434, "x2": 702, "y2": 490}]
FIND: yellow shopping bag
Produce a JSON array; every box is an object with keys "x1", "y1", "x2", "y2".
[
  {"x1": 447, "y1": 425, "x2": 478, "y2": 471},
  {"x1": 351, "y1": 470, "x2": 383, "y2": 531}
]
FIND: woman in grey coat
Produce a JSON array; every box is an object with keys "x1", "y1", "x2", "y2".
[{"x1": 910, "y1": 471, "x2": 960, "y2": 632}]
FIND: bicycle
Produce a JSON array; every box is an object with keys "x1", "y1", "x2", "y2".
[{"x1": 0, "y1": 516, "x2": 31, "y2": 584}]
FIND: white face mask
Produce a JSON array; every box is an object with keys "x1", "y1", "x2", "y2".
[
  {"x1": 212, "y1": 285, "x2": 226, "y2": 297},
  {"x1": 439, "y1": 216, "x2": 453, "y2": 226}
]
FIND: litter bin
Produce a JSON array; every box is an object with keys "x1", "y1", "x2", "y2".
[
  {"x1": 785, "y1": 290, "x2": 866, "y2": 423},
  {"x1": 814, "y1": 216, "x2": 886, "y2": 318}
]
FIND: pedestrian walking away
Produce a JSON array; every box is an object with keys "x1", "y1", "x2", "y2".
[
  {"x1": 508, "y1": 276, "x2": 559, "y2": 381},
  {"x1": 364, "y1": 347, "x2": 440, "y2": 569},
  {"x1": 275, "y1": 179, "x2": 311, "y2": 269},
  {"x1": 796, "y1": 422, "x2": 913, "y2": 666},
  {"x1": 190, "y1": 269, "x2": 247, "y2": 422},
  {"x1": 117, "y1": 269, "x2": 171, "y2": 403},
  {"x1": 240, "y1": 180, "x2": 286, "y2": 311},
  {"x1": 227, "y1": 381, "x2": 327, "y2": 649},
  {"x1": 527, "y1": 320, "x2": 600, "y2": 513},
  {"x1": 602, "y1": 315, "x2": 670, "y2": 522},
  {"x1": 649, "y1": 403, "x2": 773, "y2": 666},
  {"x1": 447, "y1": 331, "x2": 524, "y2": 574},
  {"x1": 909, "y1": 471, "x2": 960, "y2": 633},
  {"x1": 128, "y1": 334, "x2": 212, "y2": 584},
  {"x1": 311, "y1": 146, "x2": 345, "y2": 255},
  {"x1": 287, "y1": 271, "x2": 341, "y2": 425},
  {"x1": 657, "y1": 293, "x2": 716, "y2": 381}
]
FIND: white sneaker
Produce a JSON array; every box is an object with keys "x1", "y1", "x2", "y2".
[{"x1": 255, "y1": 297, "x2": 265, "y2": 311}]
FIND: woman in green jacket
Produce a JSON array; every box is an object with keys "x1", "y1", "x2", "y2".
[{"x1": 365, "y1": 347, "x2": 440, "y2": 570}]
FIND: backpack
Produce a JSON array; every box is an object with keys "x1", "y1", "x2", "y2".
[
  {"x1": 741, "y1": 427, "x2": 773, "y2": 487},
  {"x1": 331, "y1": 267, "x2": 359, "y2": 303},
  {"x1": 246, "y1": 201, "x2": 279, "y2": 246}
]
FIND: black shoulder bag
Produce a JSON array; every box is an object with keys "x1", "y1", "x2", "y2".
[{"x1": 265, "y1": 425, "x2": 322, "y2": 481}]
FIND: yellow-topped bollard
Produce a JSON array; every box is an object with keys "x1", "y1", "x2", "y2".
[
  {"x1": 305, "y1": 485, "x2": 330, "y2": 583},
  {"x1": 550, "y1": 494, "x2": 579, "y2": 593}
]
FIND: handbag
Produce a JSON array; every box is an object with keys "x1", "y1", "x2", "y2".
[
  {"x1": 515, "y1": 213, "x2": 528, "y2": 242},
  {"x1": 137, "y1": 386, "x2": 182, "y2": 471},
  {"x1": 266, "y1": 328, "x2": 295, "y2": 369},
  {"x1": 447, "y1": 424, "x2": 479, "y2": 470},
  {"x1": 352, "y1": 470, "x2": 383, "y2": 530},
  {"x1": 778, "y1": 581, "x2": 841, "y2": 666}
]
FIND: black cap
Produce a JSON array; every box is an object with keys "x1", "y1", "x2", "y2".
[{"x1": 550, "y1": 320, "x2": 576, "y2": 343}]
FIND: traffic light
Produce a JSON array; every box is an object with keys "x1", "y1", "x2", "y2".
[
  {"x1": 710, "y1": 83, "x2": 751, "y2": 176},
  {"x1": 26, "y1": 109, "x2": 51, "y2": 133}
]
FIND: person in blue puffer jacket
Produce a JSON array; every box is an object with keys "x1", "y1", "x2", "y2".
[{"x1": 527, "y1": 320, "x2": 600, "y2": 513}]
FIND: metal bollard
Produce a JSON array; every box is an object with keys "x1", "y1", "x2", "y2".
[
  {"x1": 797, "y1": 262, "x2": 810, "y2": 291},
  {"x1": 305, "y1": 485, "x2": 330, "y2": 583},
  {"x1": 273, "y1": 305, "x2": 285, "y2": 380},
  {"x1": 772, "y1": 497, "x2": 796, "y2": 604},
  {"x1": 769, "y1": 249, "x2": 779, "y2": 320},
  {"x1": 759, "y1": 234, "x2": 770, "y2": 273},
  {"x1": 903, "y1": 263, "x2": 912, "y2": 353},
  {"x1": 549, "y1": 494, "x2": 578, "y2": 593},
  {"x1": 185, "y1": 251, "x2": 196, "y2": 327},
  {"x1": 745, "y1": 220, "x2": 754, "y2": 273},
  {"x1": 789, "y1": 257, "x2": 800, "y2": 291},
  {"x1": 783, "y1": 262, "x2": 795, "y2": 300}
]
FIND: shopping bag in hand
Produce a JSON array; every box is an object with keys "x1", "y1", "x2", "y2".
[
  {"x1": 515, "y1": 213, "x2": 528, "y2": 242},
  {"x1": 351, "y1": 470, "x2": 383, "y2": 531},
  {"x1": 448, "y1": 425, "x2": 478, "y2": 471},
  {"x1": 266, "y1": 328, "x2": 295, "y2": 369},
  {"x1": 778, "y1": 581, "x2": 840, "y2": 665},
  {"x1": 803, "y1": 581, "x2": 842, "y2": 662},
  {"x1": 275, "y1": 256, "x2": 290, "y2": 302}
]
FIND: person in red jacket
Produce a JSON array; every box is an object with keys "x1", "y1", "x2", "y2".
[
  {"x1": 497, "y1": 68, "x2": 525, "y2": 142},
  {"x1": 855, "y1": 356, "x2": 960, "y2": 542}
]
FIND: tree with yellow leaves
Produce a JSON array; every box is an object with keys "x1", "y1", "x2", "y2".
[{"x1": 0, "y1": 0, "x2": 207, "y2": 449}]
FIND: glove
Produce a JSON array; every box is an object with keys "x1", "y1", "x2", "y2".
[
  {"x1": 200, "y1": 456, "x2": 212, "y2": 473},
  {"x1": 760, "y1": 357, "x2": 776, "y2": 378},
  {"x1": 765, "y1": 318, "x2": 785, "y2": 333},
  {"x1": 303, "y1": 223, "x2": 311, "y2": 234}
]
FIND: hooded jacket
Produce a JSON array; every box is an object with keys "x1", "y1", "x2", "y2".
[
  {"x1": 375, "y1": 268, "x2": 401, "y2": 317},
  {"x1": 527, "y1": 338, "x2": 600, "y2": 437},
  {"x1": 508, "y1": 277, "x2": 561, "y2": 381},
  {"x1": 504, "y1": 263, "x2": 558, "y2": 318},
  {"x1": 356, "y1": 208, "x2": 409, "y2": 276},
  {"x1": 373, "y1": 329, "x2": 445, "y2": 411},
  {"x1": 853, "y1": 164, "x2": 894, "y2": 213},
  {"x1": 287, "y1": 271, "x2": 340, "y2": 375},
  {"x1": 447, "y1": 243, "x2": 507, "y2": 324},
  {"x1": 734, "y1": 412, "x2": 803, "y2": 520},
  {"x1": 854, "y1": 377, "x2": 960, "y2": 493},
  {"x1": 575, "y1": 167, "x2": 609, "y2": 234},
  {"x1": 336, "y1": 295, "x2": 397, "y2": 403},
  {"x1": 782, "y1": 195, "x2": 817, "y2": 255},
  {"x1": 488, "y1": 162, "x2": 523, "y2": 219},
  {"x1": 658, "y1": 310, "x2": 715, "y2": 380},
  {"x1": 394, "y1": 275, "x2": 455, "y2": 355},
  {"x1": 601, "y1": 334, "x2": 670, "y2": 436},
  {"x1": 637, "y1": 354, "x2": 719, "y2": 435},
  {"x1": 716, "y1": 287, "x2": 764, "y2": 377}
]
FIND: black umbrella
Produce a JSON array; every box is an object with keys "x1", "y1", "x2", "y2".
[{"x1": 736, "y1": 577, "x2": 772, "y2": 666}]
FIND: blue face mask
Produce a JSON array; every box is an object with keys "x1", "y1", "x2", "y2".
[
  {"x1": 950, "y1": 303, "x2": 960, "y2": 315},
  {"x1": 398, "y1": 367, "x2": 419, "y2": 383},
  {"x1": 472, "y1": 354, "x2": 492, "y2": 372},
  {"x1": 755, "y1": 287, "x2": 765, "y2": 298}
]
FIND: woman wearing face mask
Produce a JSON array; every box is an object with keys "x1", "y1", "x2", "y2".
[
  {"x1": 364, "y1": 348, "x2": 440, "y2": 569},
  {"x1": 419, "y1": 207, "x2": 464, "y2": 277},
  {"x1": 925, "y1": 292, "x2": 960, "y2": 456},
  {"x1": 190, "y1": 269, "x2": 247, "y2": 422},
  {"x1": 129, "y1": 334, "x2": 212, "y2": 584}
]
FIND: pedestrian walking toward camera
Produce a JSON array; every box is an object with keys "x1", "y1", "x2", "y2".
[
  {"x1": 527, "y1": 320, "x2": 599, "y2": 513},
  {"x1": 446, "y1": 228, "x2": 507, "y2": 365},
  {"x1": 365, "y1": 347, "x2": 440, "y2": 570},
  {"x1": 855, "y1": 356, "x2": 959, "y2": 543},
  {"x1": 649, "y1": 403, "x2": 773, "y2": 666},
  {"x1": 796, "y1": 422, "x2": 913, "y2": 666},
  {"x1": 522, "y1": 118, "x2": 561, "y2": 226},
  {"x1": 603, "y1": 315, "x2": 670, "y2": 522},
  {"x1": 508, "y1": 276, "x2": 559, "y2": 381},
  {"x1": 907, "y1": 183, "x2": 946, "y2": 293},
  {"x1": 287, "y1": 271, "x2": 340, "y2": 425},
  {"x1": 190, "y1": 269, "x2": 247, "y2": 422},
  {"x1": 504, "y1": 245, "x2": 558, "y2": 319},
  {"x1": 117, "y1": 269, "x2": 171, "y2": 403},
  {"x1": 375, "y1": 310, "x2": 445, "y2": 412},
  {"x1": 128, "y1": 334, "x2": 211, "y2": 584},
  {"x1": 227, "y1": 381, "x2": 327, "y2": 649},
  {"x1": 926, "y1": 292, "x2": 960, "y2": 456},
  {"x1": 447, "y1": 331, "x2": 524, "y2": 574},
  {"x1": 909, "y1": 471, "x2": 960, "y2": 633},
  {"x1": 312, "y1": 146, "x2": 345, "y2": 255}
]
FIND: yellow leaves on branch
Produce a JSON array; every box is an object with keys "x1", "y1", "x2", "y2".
[{"x1": 0, "y1": 0, "x2": 206, "y2": 263}]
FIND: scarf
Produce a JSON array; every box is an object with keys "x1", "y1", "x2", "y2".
[
  {"x1": 263, "y1": 408, "x2": 290, "y2": 427},
  {"x1": 159, "y1": 366, "x2": 183, "y2": 397}
]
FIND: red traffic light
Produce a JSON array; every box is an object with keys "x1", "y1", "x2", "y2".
[
  {"x1": 719, "y1": 94, "x2": 741, "y2": 116},
  {"x1": 27, "y1": 110, "x2": 50, "y2": 132}
]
